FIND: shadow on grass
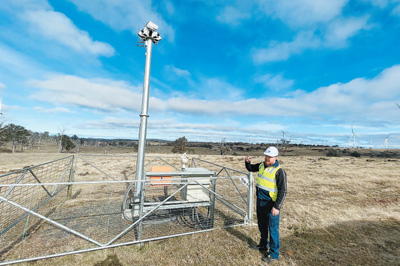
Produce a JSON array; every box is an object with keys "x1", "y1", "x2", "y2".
[
  {"x1": 281, "y1": 219, "x2": 400, "y2": 265},
  {"x1": 224, "y1": 226, "x2": 257, "y2": 247},
  {"x1": 93, "y1": 254, "x2": 123, "y2": 266},
  {"x1": 218, "y1": 207, "x2": 258, "y2": 248}
]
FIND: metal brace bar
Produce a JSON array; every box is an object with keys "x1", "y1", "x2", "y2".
[
  {"x1": 192, "y1": 179, "x2": 247, "y2": 217},
  {"x1": 0, "y1": 169, "x2": 30, "y2": 205},
  {"x1": 224, "y1": 168, "x2": 247, "y2": 205},
  {"x1": 77, "y1": 156, "x2": 117, "y2": 180},
  {"x1": 145, "y1": 157, "x2": 180, "y2": 171},
  {"x1": 216, "y1": 168, "x2": 224, "y2": 176},
  {"x1": 28, "y1": 169, "x2": 52, "y2": 197}
]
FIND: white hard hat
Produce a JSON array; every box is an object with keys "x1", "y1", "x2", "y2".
[{"x1": 264, "y1": 146, "x2": 279, "y2": 157}]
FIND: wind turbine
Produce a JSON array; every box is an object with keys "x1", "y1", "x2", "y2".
[
  {"x1": 348, "y1": 126, "x2": 356, "y2": 148},
  {"x1": 396, "y1": 103, "x2": 400, "y2": 109},
  {"x1": 385, "y1": 136, "x2": 389, "y2": 149}
]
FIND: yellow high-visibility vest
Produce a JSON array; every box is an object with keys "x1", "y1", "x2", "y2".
[{"x1": 257, "y1": 163, "x2": 280, "y2": 201}]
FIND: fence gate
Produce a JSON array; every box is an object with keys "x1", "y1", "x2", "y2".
[{"x1": 0, "y1": 154, "x2": 253, "y2": 265}]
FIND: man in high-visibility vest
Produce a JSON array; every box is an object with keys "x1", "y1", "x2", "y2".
[{"x1": 245, "y1": 146, "x2": 287, "y2": 263}]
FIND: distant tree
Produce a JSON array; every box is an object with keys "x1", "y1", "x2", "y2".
[
  {"x1": 42, "y1": 131, "x2": 50, "y2": 142},
  {"x1": 350, "y1": 151, "x2": 361, "y2": 158},
  {"x1": 58, "y1": 127, "x2": 67, "y2": 153},
  {"x1": 29, "y1": 131, "x2": 41, "y2": 149},
  {"x1": 172, "y1": 136, "x2": 187, "y2": 153},
  {"x1": 133, "y1": 143, "x2": 138, "y2": 152},
  {"x1": 0, "y1": 122, "x2": 8, "y2": 147},
  {"x1": 71, "y1": 134, "x2": 80, "y2": 152},
  {"x1": 326, "y1": 148, "x2": 341, "y2": 157},
  {"x1": 2, "y1": 124, "x2": 30, "y2": 153},
  {"x1": 71, "y1": 135, "x2": 79, "y2": 141},
  {"x1": 219, "y1": 137, "x2": 231, "y2": 155},
  {"x1": 61, "y1": 135, "x2": 76, "y2": 152}
]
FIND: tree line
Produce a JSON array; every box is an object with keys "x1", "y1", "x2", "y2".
[
  {"x1": 0, "y1": 122, "x2": 140, "y2": 153},
  {"x1": 0, "y1": 122, "x2": 76, "y2": 153}
]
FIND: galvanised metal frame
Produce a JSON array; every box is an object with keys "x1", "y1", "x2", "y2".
[{"x1": 0, "y1": 155, "x2": 254, "y2": 265}]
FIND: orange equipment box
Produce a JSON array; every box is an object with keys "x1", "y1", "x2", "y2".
[{"x1": 150, "y1": 166, "x2": 173, "y2": 186}]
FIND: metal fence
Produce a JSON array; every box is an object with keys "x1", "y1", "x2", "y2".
[{"x1": 0, "y1": 154, "x2": 253, "y2": 265}]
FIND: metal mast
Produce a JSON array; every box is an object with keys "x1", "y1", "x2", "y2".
[{"x1": 133, "y1": 21, "x2": 161, "y2": 206}]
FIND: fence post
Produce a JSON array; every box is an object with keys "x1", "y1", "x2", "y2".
[
  {"x1": 67, "y1": 155, "x2": 75, "y2": 199},
  {"x1": 246, "y1": 172, "x2": 254, "y2": 224}
]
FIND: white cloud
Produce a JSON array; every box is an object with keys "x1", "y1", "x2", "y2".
[
  {"x1": 255, "y1": 73, "x2": 294, "y2": 91},
  {"x1": 165, "y1": 65, "x2": 191, "y2": 77},
  {"x1": 165, "y1": 1, "x2": 175, "y2": 15},
  {"x1": 0, "y1": 81, "x2": 5, "y2": 89},
  {"x1": 259, "y1": 0, "x2": 349, "y2": 28},
  {"x1": 393, "y1": 3, "x2": 400, "y2": 15},
  {"x1": 69, "y1": 0, "x2": 175, "y2": 42},
  {"x1": 33, "y1": 106, "x2": 74, "y2": 113},
  {"x1": 27, "y1": 66, "x2": 400, "y2": 130},
  {"x1": 28, "y1": 75, "x2": 166, "y2": 112},
  {"x1": 22, "y1": 10, "x2": 115, "y2": 57},
  {"x1": 292, "y1": 65, "x2": 400, "y2": 123},
  {"x1": 252, "y1": 16, "x2": 371, "y2": 63},
  {"x1": 216, "y1": 0, "x2": 349, "y2": 28},
  {"x1": 197, "y1": 77, "x2": 245, "y2": 101},
  {"x1": 249, "y1": 0, "x2": 373, "y2": 63},
  {"x1": 362, "y1": 0, "x2": 400, "y2": 16},
  {"x1": 324, "y1": 16, "x2": 371, "y2": 47},
  {"x1": 162, "y1": 65, "x2": 400, "y2": 126},
  {"x1": 173, "y1": 67, "x2": 190, "y2": 77},
  {"x1": 217, "y1": 6, "x2": 251, "y2": 25},
  {"x1": 82, "y1": 117, "x2": 139, "y2": 129},
  {"x1": 253, "y1": 31, "x2": 321, "y2": 63},
  {"x1": 0, "y1": 43, "x2": 45, "y2": 78},
  {"x1": 363, "y1": 0, "x2": 389, "y2": 8},
  {"x1": 0, "y1": 0, "x2": 51, "y2": 13}
]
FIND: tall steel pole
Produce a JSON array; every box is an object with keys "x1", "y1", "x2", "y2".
[
  {"x1": 131, "y1": 22, "x2": 161, "y2": 226},
  {"x1": 133, "y1": 38, "x2": 153, "y2": 202}
]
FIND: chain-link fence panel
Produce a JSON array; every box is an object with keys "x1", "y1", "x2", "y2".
[{"x1": 0, "y1": 156, "x2": 74, "y2": 264}]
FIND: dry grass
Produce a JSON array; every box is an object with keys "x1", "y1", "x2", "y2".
[{"x1": 1, "y1": 151, "x2": 399, "y2": 265}]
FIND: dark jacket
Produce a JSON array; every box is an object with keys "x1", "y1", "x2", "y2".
[{"x1": 245, "y1": 160, "x2": 287, "y2": 210}]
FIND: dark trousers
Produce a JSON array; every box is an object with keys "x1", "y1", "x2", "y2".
[{"x1": 256, "y1": 197, "x2": 281, "y2": 259}]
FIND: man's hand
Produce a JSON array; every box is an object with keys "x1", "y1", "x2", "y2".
[
  {"x1": 245, "y1": 156, "x2": 252, "y2": 163},
  {"x1": 271, "y1": 207, "x2": 280, "y2": 216}
]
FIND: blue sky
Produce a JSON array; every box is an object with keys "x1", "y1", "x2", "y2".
[{"x1": 1, "y1": 0, "x2": 400, "y2": 148}]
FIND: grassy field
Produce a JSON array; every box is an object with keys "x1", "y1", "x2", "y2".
[{"x1": 0, "y1": 147, "x2": 399, "y2": 265}]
